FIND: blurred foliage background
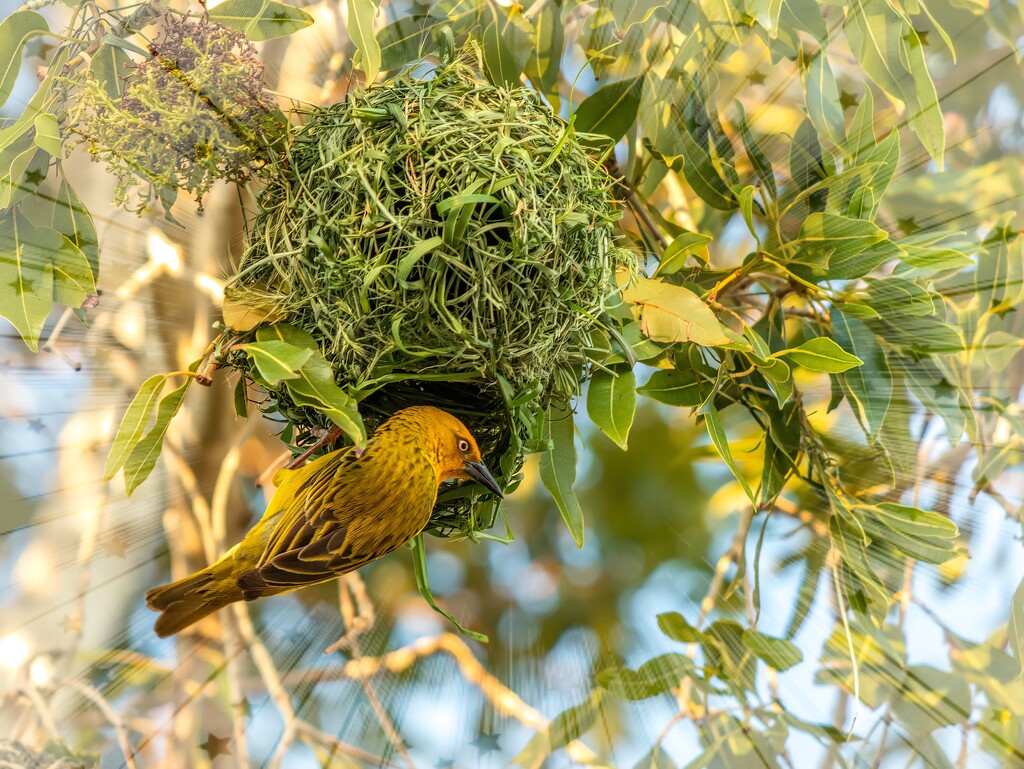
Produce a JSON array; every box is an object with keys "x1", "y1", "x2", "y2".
[{"x1": 0, "y1": 0, "x2": 1022, "y2": 766}]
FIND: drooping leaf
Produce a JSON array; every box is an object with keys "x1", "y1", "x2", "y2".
[
  {"x1": 587, "y1": 364, "x2": 636, "y2": 450},
  {"x1": 0, "y1": 209, "x2": 55, "y2": 351},
  {"x1": 622, "y1": 276, "x2": 732, "y2": 346},
  {"x1": 705, "y1": 406, "x2": 756, "y2": 505},
  {"x1": 548, "y1": 692, "x2": 601, "y2": 750},
  {"x1": 103, "y1": 374, "x2": 167, "y2": 481},
  {"x1": 0, "y1": 12, "x2": 49, "y2": 111},
  {"x1": 523, "y1": 0, "x2": 563, "y2": 100},
  {"x1": 348, "y1": 0, "x2": 382, "y2": 81},
  {"x1": 832, "y1": 309, "x2": 890, "y2": 442},
  {"x1": 209, "y1": 0, "x2": 315, "y2": 41},
  {"x1": 377, "y1": 16, "x2": 434, "y2": 71},
  {"x1": 51, "y1": 179, "x2": 100, "y2": 283},
  {"x1": 845, "y1": 0, "x2": 944, "y2": 166},
  {"x1": 481, "y1": 3, "x2": 533, "y2": 89},
  {"x1": 123, "y1": 377, "x2": 193, "y2": 495},
  {"x1": 539, "y1": 403, "x2": 584, "y2": 547},
  {"x1": 802, "y1": 47, "x2": 844, "y2": 144}
]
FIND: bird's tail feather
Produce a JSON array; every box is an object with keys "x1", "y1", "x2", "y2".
[{"x1": 146, "y1": 562, "x2": 243, "y2": 638}]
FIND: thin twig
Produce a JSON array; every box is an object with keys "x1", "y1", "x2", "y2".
[{"x1": 63, "y1": 678, "x2": 138, "y2": 769}]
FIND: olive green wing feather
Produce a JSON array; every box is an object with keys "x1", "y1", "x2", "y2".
[{"x1": 239, "y1": 447, "x2": 435, "y2": 598}]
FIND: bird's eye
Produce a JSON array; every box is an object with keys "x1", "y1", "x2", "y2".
[{"x1": 457, "y1": 438, "x2": 470, "y2": 453}]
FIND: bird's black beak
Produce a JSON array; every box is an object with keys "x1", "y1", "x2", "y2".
[{"x1": 464, "y1": 461, "x2": 504, "y2": 498}]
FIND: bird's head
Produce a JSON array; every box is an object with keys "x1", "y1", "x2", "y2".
[{"x1": 402, "y1": 407, "x2": 504, "y2": 498}]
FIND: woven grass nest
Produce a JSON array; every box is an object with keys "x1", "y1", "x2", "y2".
[{"x1": 222, "y1": 52, "x2": 631, "y2": 537}]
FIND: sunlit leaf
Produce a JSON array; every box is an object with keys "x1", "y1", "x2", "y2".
[
  {"x1": 587, "y1": 364, "x2": 637, "y2": 450},
  {"x1": 779, "y1": 337, "x2": 863, "y2": 373},
  {"x1": 0, "y1": 11, "x2": 49, "y2": 110},
  {"x1": 209, "y1": 0, "x2": 314, "y2": 41},
  {"x1": 622, "y1": 276, "x2": 732, "y2": 346}
]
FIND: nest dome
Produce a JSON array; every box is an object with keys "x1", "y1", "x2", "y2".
[{"x1": 226, "y1": 56, "x2": 627, "y2": 398}]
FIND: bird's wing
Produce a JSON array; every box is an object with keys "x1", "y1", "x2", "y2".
[{"x1": 242, "y1": 445, "x2": 435, "y2": 596}]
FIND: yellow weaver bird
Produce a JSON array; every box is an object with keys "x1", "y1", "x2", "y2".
[{"x1": 146, "y1": 406, "x2": 502, "y2": 637}]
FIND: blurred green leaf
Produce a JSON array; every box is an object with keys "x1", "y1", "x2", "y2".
[
  {"x1": 832, "y1": 309, "x2": 890, "y2": 441},
  {"x1": 32, "y1": 113, "x2": 60, "y2": 156},
  {"x1": 741, "y1": 630, "x2": 802, "y2": 671},
  {"x1": 657, "y1": 611, "x2": 704, "y2": 642},
  {"x1": 103, "y1": 374, "x2": 167, "y2": 481},
  {"x1": 801, "y1": 48, "x2": 844, "y2": 144},
  {"x1": 679, "y1": 129, "x2": 736, "y2": 210},
  {"x1": 0, "y1": 11, "x2": 49, "y2": 111},
  {"x1": 524, "y1": 0, "x2": 563, "y2": 100},
  {"x1": 209, "y1": 0, "x2": 315, "y2": 41},
  {"x1": 89, "y1": 43, "x2": 132, "y2": 98},
  {"x1": 705, "y1": 406, "x2": 756, "y2": 505},
  {"x1": 598, "y1": 653, "x2": 694, "y2": 699},
  {"x1": 893, "y1": 665, "x2": 972, "y2": 733},
  {"x1": 51, "y1": 179, "x2": 100, "y2": 283},
  {"x1": 0, "y1": 209, "x2": 55, "y2": 352},
  {"x1": 548, "y1": 691, "x2": 601, "y2": 749},
  {"x1": 845, "y1": 0, "x2": 943, "y2": 165},
  {"x1": 124, "y1": 377, "x2": 193, "y2": 495}
]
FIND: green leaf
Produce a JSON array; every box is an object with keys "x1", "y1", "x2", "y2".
[
  {"x1": 587, "y1": 365, "x2": 636, "y2": 450},
  {"x1": 779, "y1": 337, "x2": 863, "y2": 373},
  {"x1": 703, "y1": 620, "x2": 758, "y2": 691},
  {"x1": 89, "y1": 43, "x2": 132, "y2": 98},
  {"x1": 243, "y1": 340, "x2": 314, "y2": 384},
  {"x1": 209, "y1": 0, "x2": 315, "y2": 41},
  {"x1": 679, "y1": 129, "x2": 736, "y2": 210},
  {"x1": 233, "y1": 375, "x2": 249, "y2": 418},
  {"x1": 481, "y1": 5, "x2": 533, "y2": 90},
  {"x1": 103, "y1": 374, "x2": 167, "y2": 481},
  {"x1": 832, "y1": 309, "x2": 890, "y2": 442},
  {"x1": 123, "y1": 378, "x2": 192, "y2": 495},
  {"x1": 284, "y1": 353, "x2": 367, "y2": 447},
  {"x1": 870, "y1": 502, "x2": 958, "y2": 539},
  {"x1": 51, "y1": 179, "x2": 99, "y2": 283},
  {"x1": 657, "y1": 611, "x2": 704, "y2": 642},
  {"x1": 802, "y1": 48, "x2": 844, "y2": 144},
  {"x1": 845, "y1": 0, "x2": 944, "y2": 166},
  {"x1": 548, "y1": 692, "x2": 601, "y2": 750},
  {"x1": 621, "y1": 276, "x2": 732, "y2": 346},
  {"x1": 32, "y1": 113, "x2": 60, "y2": 156},
  {"x1": 539, "y1": 404, "x2": 584, "y2": 547},
  {"x1": 893, "y1": 665, "x2": 972, "y2": 732},
  {"x1": 377, "y1": 16, "x2": 434, "y2": 71},
  {"x1": 736, "y1": 103, "x2": 776, "y2": 200},
  {"x1": 654, "y1": 231, "x2": 713, "y2": 274},
  {"x1": 0, "y1": 209, "x2": 55, "y2": 351},
  {"x1": 638, "y1": 367, "x2": 703, "y2": 406},
  {"x1": 574, "y1": 77, "x2": 643, "y2": 144},
  {"x1": 411, "y1": 534, "x2": 488, "y2": 642},
  {"x1": 523, "y1": 0, "x2": 563, "y2": 100},
  {"x1": 0, "y1": 12, "x2": 49, "y2": 111},
  {"x1": 705, "y1": 406, "x2": 756, "y2": 505},
  {"x1": 256, "y1": 322, "x2": 318, "y2": 349},
  {"x1": 598, "y1": 653, "x2": 694, "y2": 699},
  {"x1": 347, "y1": 0, "x2": 382, "y2": 81},
  {"x1": 1011, "y1": 578, "x2": 1024, "y2": 675},
  {"x1": 51, "y1": 236, "x2": 96, "y2": 308},
  {"x1": 791, "y1": 212, "x2": 888, "y2": 271},
  {"x1": 741, "y1": 630, "x2": 803, "y2": 671}
]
